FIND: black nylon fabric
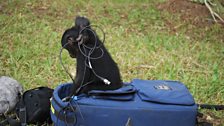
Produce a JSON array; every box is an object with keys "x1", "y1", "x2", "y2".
[{"x1": 15, "y1": 87, "x2": 53, "y2": 125}]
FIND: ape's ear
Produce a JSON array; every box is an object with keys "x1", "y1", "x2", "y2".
[{"x1": 75, "y1": 16, "x2": 90, "y2": 29}]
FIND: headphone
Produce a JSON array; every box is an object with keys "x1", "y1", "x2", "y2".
[
  {"x1": 77, "y1": 25, "x2": 111, "y2": 85},
  {"x1": 59, "y1": 25, "x2": 111, "y2": 95}
]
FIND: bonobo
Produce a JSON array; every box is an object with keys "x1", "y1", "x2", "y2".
[{"x1": 61, "y1": 16, "x2": 123, "y2": 96}]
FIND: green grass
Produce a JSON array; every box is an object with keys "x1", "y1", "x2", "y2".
[{"x1": 0, "y1": 0, "x2": 224, "y2": 121}]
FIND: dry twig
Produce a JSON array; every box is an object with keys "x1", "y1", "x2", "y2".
[{"x1": 204, "y1": 0, "x2": 224, "y2": 23}]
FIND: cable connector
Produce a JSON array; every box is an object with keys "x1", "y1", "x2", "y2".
[
  {"x1": 103, "y1": 79, "x2": 111, "y2": 85},
  {"x1": 88, "y1": 61, "x2": 93, "y2": 69}
]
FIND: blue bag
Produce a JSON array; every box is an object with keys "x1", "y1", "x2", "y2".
[{"x1": 51, "y1": 79, "x2": 197, "y2": 126}]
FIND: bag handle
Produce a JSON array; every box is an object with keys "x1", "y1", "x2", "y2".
[
  {"x1": 87, "y1": 85, "x2": 136, "y2": 101},
  {"x1": 88, "y1": 84, "x2": 136, "y2": 96}
]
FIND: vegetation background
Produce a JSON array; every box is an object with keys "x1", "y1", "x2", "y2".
[{"x1": 0, "y1": 0, "x2": 223, "y2": 124}]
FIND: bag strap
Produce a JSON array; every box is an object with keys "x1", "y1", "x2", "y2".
[
  {"x1": 18, "y1": 93, "x2": 27, "y2": 126},
  {"x1": 0, "y1": 114, "x2": 21, "y2": 126},
  {"x1": 197, "y1": 104, "x2": 224, "y2": 111}
]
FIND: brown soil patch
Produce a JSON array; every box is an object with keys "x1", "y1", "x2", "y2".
[
  {"x1": 157, "y1": 0, "x2": 224, "y2": 41},
  {"x1": 157, "y1": 0, "x2": 212, "y2": 27}
]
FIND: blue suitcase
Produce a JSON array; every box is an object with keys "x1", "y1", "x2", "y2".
[{"x1": 51, "y1": 79, "x2": 197, "y2": 126}]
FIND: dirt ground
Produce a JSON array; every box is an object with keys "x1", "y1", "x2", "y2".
[
  {"x1": 157, "y1": 0, "x2": 224, "y2": 41},
  {"x1": 157, "y1": 0, "x2": 212, "y2": 27}
]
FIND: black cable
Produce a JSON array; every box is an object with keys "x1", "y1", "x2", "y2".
[
  {"x1": 59, "y1": 25, "x2": 110, "y2": 95},
  {"x1": 78, "y1": 26, "x2": 111, "y2": 85},
  {"x1": 77, "y1": 27, "x2": 104, "y2": 60},
  {"x1": 79, "y1": 25, "x2": 106, "y2": 48},
  {"x1": 68, "y1": 100, "x2": 77, "y2": 126},
  {"x1": 57, "y1": 25, "x2": 108, "y2": 126},
  {"x1": 55, "y1": 102, "x2": 77, "y2": 126},
  {"x1": 59, "y1": 43, "x2": 75, "y2": 84},
  {"x1": 59, "y1": 25, "x2": 106, "y2": 83}
]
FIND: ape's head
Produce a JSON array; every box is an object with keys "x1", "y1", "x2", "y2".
[{"x1": 61, "y1": 16, "x2": 90, "y2": 58}]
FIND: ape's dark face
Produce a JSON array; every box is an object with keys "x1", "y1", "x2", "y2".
[
  {"x1": 61, "y1": 16, "x2": 90, "y2": 58},
  {"x1": 61, "y1": 27, "x2": 79, "y2": 58}
]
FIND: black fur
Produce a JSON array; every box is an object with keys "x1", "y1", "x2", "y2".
[{"x1": 61, "y1": 16, "x2": 122, "y2": 95}]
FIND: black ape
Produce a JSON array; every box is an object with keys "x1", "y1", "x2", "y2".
[{"x1": 61, "y1": 16, "x2": 122, "y2": 95}]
